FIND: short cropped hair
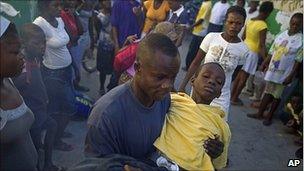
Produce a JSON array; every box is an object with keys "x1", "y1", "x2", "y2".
[
  {"x1": 19, "y1": 23, "x2": 45, "y2": 42},
  {"x1": 259, "y1": 1, "x2": 274, "y2": 14},
  {"x1": 225, "y1": 5, "x2": 247, "y2": 22},
  {"x1": 136, "y1": 33, "x2": 179, "y2": 65}
]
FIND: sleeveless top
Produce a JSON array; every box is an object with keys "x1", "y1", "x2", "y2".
[{"x1": 0, "y1": 78, "x2": 38, "y2": 171}]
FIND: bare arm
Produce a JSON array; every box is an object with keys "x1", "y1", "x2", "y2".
[
  {"x1": 189, "y1": 19, "x2": 204, "y2": 30},
  {"x1": 112, "y1": 26, "x2": 120, "y2": 53},
  {"x1": 178, "y1": 49, "x2": 206, "y2": 92},
  {"x1": 258, "y1": 29, "x2": 267, "y2": 60},
  {"x1": 283, "y1": 61, "x2": 301, "y2": 85},
  {"x1": 242, "y1": 26, "x2": 246, "y2": 40}
]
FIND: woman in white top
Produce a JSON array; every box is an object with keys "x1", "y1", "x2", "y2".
[
  {"x1": 0, "y1": 16, "x2": 38, "y2": 171},
  {"x1": 33, "y1": 0, "x2": 76, "y2": 151},
  {"x1": 179, "y1": 6, "x2": 249, "y2": 121}
]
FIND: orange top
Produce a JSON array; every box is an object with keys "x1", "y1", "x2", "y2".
[{"x1": 142, "y1": 0, "x2": 170, "y2": 33}]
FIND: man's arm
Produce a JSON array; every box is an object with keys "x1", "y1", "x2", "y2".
[
  {"x1": 85, "y1": 115, "x2": 119, "y2": 157},
  {"x1": 179, "y1": 49, "x2": 206, "y2": 92}
]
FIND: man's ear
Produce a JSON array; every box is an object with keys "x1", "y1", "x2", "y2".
[{"x1": 190, "y1": 76, "x2": 196, "y2": 87}]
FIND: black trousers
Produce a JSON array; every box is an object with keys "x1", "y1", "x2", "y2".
[{"x1": 185, "y1": 35, "x2": 204, "y2": 69}]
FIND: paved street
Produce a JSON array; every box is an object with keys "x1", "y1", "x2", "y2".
[{"x1": 53, "y1": 35, "x2": 302, "y2": 170}]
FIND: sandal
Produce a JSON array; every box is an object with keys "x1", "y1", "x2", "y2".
[
  {"x1": 247, "y1": 113, "x2": 263, "y2": 120},
  {"x1": 54, "y1": 141, "x2": 74, "y2": 152},
  {"x1": 263, "y1": 120, "x2": 272, "y2": 126}
]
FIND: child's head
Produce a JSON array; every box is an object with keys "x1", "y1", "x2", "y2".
[
  {"x1": 224, "y1": 6, "x2": 246, "y2": 38},
  {"x1": 258, "y1": 1, "x2": 273, "y2": 19},
  {"x1": 236, "y1": 0, "x2": 245, "y2": 8},
  {"x1": 249, "y1": 1, "x2": 259, "y2": 10},
  {"x1": 153, "y1": 21, "x2": 182, "y2": 45},
  {"x1": 289, "y1": 13, "x2": 303, "y2": 35},
  {"x1": 191, "y1": 62, "x2": 226, "y2": 104},
  {"x1": 20, "y1": 23, "x2": 46, "y2": 61},
  {"x1": 100, "y1": 0, "x2": 111, "y2": 9},
  {"x1": 290, "y1": 94, "x2": 303, "y2": 113}
]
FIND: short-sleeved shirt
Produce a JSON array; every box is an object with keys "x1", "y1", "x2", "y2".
[
  {"x1": 142, "y1": 0, "x2": 170, "y2": 33},
  {"x1": 111, "y1": 0, "x2": 142, "y2": 47},
  {"x1": 200, "y1": 32, "x2": 249, "y2": 115},
  {"x1": 264, "y1": 30, "x2": 303, "y2": 84},
  {"x1": 244, "y1": 19, "x2": 267, "y2": 53},
  {"x1": 192, "y1": 1, "x2": 212, "y2": 36},
  {"x1": 209, "y1": 1, "x2": 230, "y2": 25},
  {"x1": 33, "y1": 16, "x2": 72, "y2": 69},
  {"x1": 85, "y1": 82, "x2": 171, "y2": 159}
]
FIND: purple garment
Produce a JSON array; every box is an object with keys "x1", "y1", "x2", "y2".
[{"x1": 111, "y1": 0, "x2": 142, "y2": 47}]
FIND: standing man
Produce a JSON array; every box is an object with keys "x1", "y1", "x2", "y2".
[
  {"x1": 85, "y1": 33, "x2": 223, "y2": 164},
  {"x1": 207, "y1": 0, "x2": 230, "y2": 33}
]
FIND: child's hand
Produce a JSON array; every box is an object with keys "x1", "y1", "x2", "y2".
[
  {"x1": 126, "y1": 34, "x2": 138, "y2": 44},
  {"x1": 204, "y1": 135, "x2": 224, "y2": 159},
  {"x1": 286, "y1": 119, "x2": 295, "y2": 127}
]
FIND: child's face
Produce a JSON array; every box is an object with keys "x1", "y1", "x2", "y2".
[
  {"x1": 192, "y1": 64, "x2": 225, "y2": 103},
  {"x1": 23, "y1": 33, "x2": 46, "y2": 60},
  {"x1": 291, "y1": 96, "x2": 301, "y2": 111},
  {"x1": 289, "y1": 16, "x2": 302, "y2": 34},
  {"x1": 0, "y1": 33, "x2": 24, "y2": 78}
]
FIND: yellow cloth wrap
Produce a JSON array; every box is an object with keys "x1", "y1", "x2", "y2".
[{"x1": 154, "y1": 93, "x2": 231, "y2": 170}]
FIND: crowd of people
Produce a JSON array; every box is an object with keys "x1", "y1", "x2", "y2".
[{"x1": 0, "y1": 0, "x2": 303, "y2": 170}]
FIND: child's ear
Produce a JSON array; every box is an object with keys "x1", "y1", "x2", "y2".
[
  {"x1": 190, "y1": 77, "x2": 196, "y2": 86},
  {"x1": 216, "y1": 90, "x2": 222, "y2": 98}
]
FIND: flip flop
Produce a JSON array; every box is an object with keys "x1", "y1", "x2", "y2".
[
  {"x1": 231, "y1": 98, "x2": 244, "y2": 106},
  {"x1": 263, "y1": 120, "x2": 272, "y2": 126},
  {"x1": 247, "y1": 113, "x2": 263, "y2": 120}
]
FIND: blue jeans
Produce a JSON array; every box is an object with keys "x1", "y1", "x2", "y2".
[{"x1": 41, "y1": 65, "x2": 76, "y2": 116}]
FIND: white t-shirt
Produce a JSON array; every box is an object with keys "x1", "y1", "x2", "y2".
[
  {"x1": 209, "y1": 2, "x2": 230, "y2": 25},
  {"x1": 200, "y1": 32, "x2": 249, "y2": 116},
  {"x1": 33, "y1": 16, "x2": 72, "y2": 69},
  {"x1": 264, "y1": 30, "x2": 303, "y2": 84}
]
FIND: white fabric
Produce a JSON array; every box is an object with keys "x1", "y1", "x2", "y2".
[
  {"x1": 0, "y1": 16, "x2": 10, "y2": 37},
  {"x1": 33, "y1": 16, "x2": 72, "y2": 69},
  {"x1": 168, "y1": 5, "x2": 184, "y2": 20},
  {"x1": 209, "y1": 2, "x2": 230, "y2": 25},
  {"x1": 199, "y1": 32, "x2": 249, "y2": 120},
  {"x1": 0, "y1": 2, "x2": 19, "y2": 17},
  {"x1": 264, "y1": 31, "x2": 303, "y2": 84},
  {"x1": 241, "y1": 50, "x2": 258, "y2": 75}
]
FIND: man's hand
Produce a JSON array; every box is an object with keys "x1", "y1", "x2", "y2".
[{"x1": 204, "y1": 135, "x2": 224, "y2": 159}]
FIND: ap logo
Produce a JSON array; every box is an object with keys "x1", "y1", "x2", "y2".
[{"x1": 287, "y1": 159, "x2": 301, "y2": 167}]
